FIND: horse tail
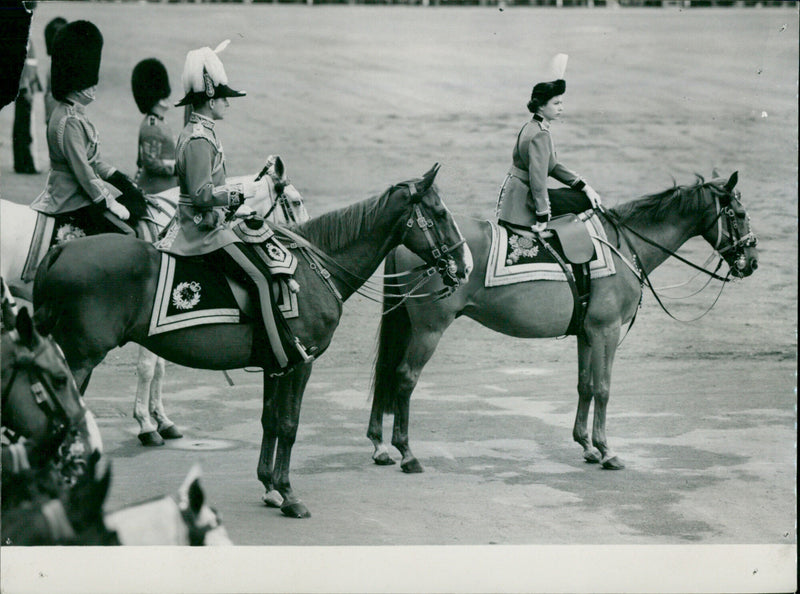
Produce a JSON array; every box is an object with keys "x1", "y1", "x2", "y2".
[
  {"x1": 32, "y1": 244, "x2": 65, "y2": 335},
  {"x1": 371, "y1": 249, "x2": 412, "y2": 416}
]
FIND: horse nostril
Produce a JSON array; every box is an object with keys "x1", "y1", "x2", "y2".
[{"x1": 750, "y1": 259, "x2": 758, "y2": 271}]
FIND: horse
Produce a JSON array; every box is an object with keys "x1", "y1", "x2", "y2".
[
  {"x1": 2, "y1": 288, "x2": 230, "y2": 545},
  {"x1": 3, "y1": 454, "x2": 232, "y2": 545},
  {"x1": 32, "y1": 164, "x2": 473, "y2": 518},
  {"x1": 1, "y1": 297, "x2": 103, "y2": 482},
  {"x1": 1, "y1": 156, "x2": 309, "y2": 446},
  {"x1": 368, "y1": 172, "x2": 758, "y2": 473}
]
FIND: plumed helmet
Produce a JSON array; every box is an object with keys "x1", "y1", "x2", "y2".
[
  {"x1": 175, "y1": 40, "x2": 245, "y2": 107},
  {"x1": 51, "y1": 20, "x2": 103, "y2": 102},
  {"x1": 527, "y1": 53, "x2": 568, "y2": 113},
  {"x1": 131, "y1": 58, "x2": 171, "y2": 114},
  {"x1": 44, "y1": 17, "x2": 67, "y2": 56}
]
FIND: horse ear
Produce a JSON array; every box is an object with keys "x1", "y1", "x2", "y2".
[
  {"x1": 188, "y1": 479, "x2": 205, "y2": 515},
  {"x1": 273, "y1": 156, "x2": 285, "y2": 180},
  {"x1": 711, "y1": 168, "x2": 720, "y2": 179},
  {"x1": 724, "y1": 171, "x2": 738, "y2": 193},
  {"x1": 16, "y1": 307, "x2": 35, "y2": 347},
  {"x1": 415, "y1": 163, "x2": 441, "y2": 195}
]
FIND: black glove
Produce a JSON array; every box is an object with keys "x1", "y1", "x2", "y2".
[{"x1": 107, "y1": 171, "x2": 148, "y2": 223}]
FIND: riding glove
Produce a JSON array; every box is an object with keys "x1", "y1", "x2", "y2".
[
  {"x1": 107, "y1": 199, "x2": 130, "y2": 221},
  {"x1": 584, "y1": 185, "x2": 602, "y2": 209}
]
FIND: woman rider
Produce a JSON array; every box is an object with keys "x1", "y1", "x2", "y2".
[
  {"x1": 30, "y1": 20, "x2": 147, "y2": 239},
  {"x1": 495, "y1": 54, "x2": 602, "y2": 233}
]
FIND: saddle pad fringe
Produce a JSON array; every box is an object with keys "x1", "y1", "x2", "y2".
[{"x1": 485, "y1": 212, "x2": 615, "y2": 288}]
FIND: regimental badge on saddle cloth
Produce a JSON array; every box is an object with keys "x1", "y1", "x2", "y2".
[{"x1": 232, "y1": 218, "x2": 297, "y2": 276}]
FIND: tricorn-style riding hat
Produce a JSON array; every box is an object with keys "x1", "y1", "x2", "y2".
[
  {"x1": 528, "y1": 53, "x2": 568, "y2": 111},
  {"x1": 175, "y1": 40, "x2": 245, "y2": 107},
  {"x1": 51, "y1": 20, "x2": 103, "y2": 102},
  {"x1": 44, "y1": 17, "x2": 68, "y2": 56},
  {"x1": 132, "y1": 58, "x2": 171, "y2": 114}
]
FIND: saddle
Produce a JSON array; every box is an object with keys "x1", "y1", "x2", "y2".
[{"x1": 500, "y1": 215, "x2": 596, "y2": 339}]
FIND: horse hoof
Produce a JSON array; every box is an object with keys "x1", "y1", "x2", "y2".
[
  {"x1": 281, "y1": 501, "x2": 311, "y2": 518},
  {"x1": 158, "y1": 425, "x2": 183, "y2": 440},
  {"x1": 401, "y1": 458, "x2": 424, "y2": 474},
  {"x1": 138, "y1": 431, "x2": 165, "y2": 447},
  {"x1": 262, "y1": 490, "x2": 284, "y2": 508},
  {"x1": 601, "y1": 456, "x2": 625, "y2": 470},
  {"x1": 583, "y1": 449, "x2": 602, "y2": 464},
  {"x1": 373, "y1": 452, "x2": 396, "y2": 466}
]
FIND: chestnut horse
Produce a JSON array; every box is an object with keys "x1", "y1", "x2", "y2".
[
  {"x1": 33, "y1": 165, "x2": 472, "y2": 517},
  {"x1": 369, "y1": 173, "x2": 758, "y2": 473}
]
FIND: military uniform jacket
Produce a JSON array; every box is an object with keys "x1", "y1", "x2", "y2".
[
  {"x1": 495, "y1": 116, "x2": 583, "y2": 227},
  {"x1": 31, "y1": 100, "x2": 117, "y2": 215},
  {"x1": 154, "y1": 113, "x2": 242, "y2": 256},
  {"x1": 134, "y1": 114, "x2": 177, "y2": 194}
]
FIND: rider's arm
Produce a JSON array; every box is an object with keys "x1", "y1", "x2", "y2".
[
  {"x1": 60, "y1": 116, "x2": 116, "y2": 206},
  {"x1": 182, "y1": 138, "x2": 242, "y2": 209},
  {"x1": 526, "y1": 132, "x2": 553, "y2": 221}
]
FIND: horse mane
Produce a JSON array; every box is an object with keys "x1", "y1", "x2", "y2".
[
  {"x1": 296, "y1": 185, "x2": 395, "y2": 252},
  {"x1": 609, "y1": 175, "x2": 723, "y2": 225}
]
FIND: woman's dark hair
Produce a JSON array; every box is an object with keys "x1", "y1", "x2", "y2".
[{"x1": 526, "y1": 79, "x2": 566, "y2": 114}]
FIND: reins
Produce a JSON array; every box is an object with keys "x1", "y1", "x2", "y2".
[{"x1": 598, "y1": 191, "x2": 737, "y2": 326}]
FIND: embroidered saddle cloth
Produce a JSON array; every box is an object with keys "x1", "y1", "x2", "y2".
[
  {"x1": 21, "y1": 211, "x2": 158, "y2": 282},
  {"x1": 485, "y1": 211, "x2": 616, "y2": 288}
]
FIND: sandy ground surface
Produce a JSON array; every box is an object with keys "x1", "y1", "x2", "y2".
[{"x1": 0, "y1": 4, "x2": 796, "y2": 592}]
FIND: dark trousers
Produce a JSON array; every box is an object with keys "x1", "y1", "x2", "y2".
[
  {"x1": 60, "y1": 204, "x2": 136, "y2": 237},
  {"x1": 548, "y1": 188, "x2": 593, "y2": 218},
  {"x1": 13, "y1": 92, "x2": 36, "y2": 173}
]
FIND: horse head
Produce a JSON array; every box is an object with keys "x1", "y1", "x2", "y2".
[
  {"x1": 701, "y1": 171, "x2": 759, "y2": 278},
  {"x1": 252, "y1": 155, "x2": 311, "y2": 225},
  {"x1": 399, "y1": 163, "x2": 473, "y2": 288},
  {"x1": 1, "y1": 307, "x2": 103, "y2": 480}
]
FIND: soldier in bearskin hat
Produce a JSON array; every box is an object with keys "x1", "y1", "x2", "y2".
[
  {"x1": 495, "y1": 54, "x2": 602, "y2": 234},
  {"x1": 31, "y1": 20, "x2": 148, "y2": 237},
  {"x1": 131, "y1": 58, "x2": 178, "y2": 194}
]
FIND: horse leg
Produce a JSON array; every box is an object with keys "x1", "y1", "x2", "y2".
[
  {"x1": 257, "y1": 373, "x2": 283, "y2": 508},
  {"x1": 588, "y1": 327, "x2": 625, "y2": 470},
  {"x1": 391, "y1": 330, "x2": 444, "y2": 474},
  {"x1": 149, "y1": 355, "x2": 182, "y2": 440},
  {"x1": 367, "y1": 395, "x2": 394, "y2": 466},
  {"x1": 134, "y1": 348, "x2": 164, "y2": 446},
  {"x1": 573, "y1": 334, "x2": 602, "y2": 464},
  {"x1": 272, "y1": 362, "x2": 313, "y2": 518}
]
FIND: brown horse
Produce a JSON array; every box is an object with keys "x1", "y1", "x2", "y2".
[
  {"x1": 33, "y1": 165, "x2": 473, "y2": 517},
  {"x1": 369, "y1": 172, "x2": 758, "y2": 473}
]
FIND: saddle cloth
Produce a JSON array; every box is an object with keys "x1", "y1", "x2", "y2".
[
  {"x1": 21, "y1": 211, "x2": 158, "y2": 282},
  {"x1": 148, "y1": 252, "x2": 298, "y2": 337},
  {"x1": 485, "y1": 212, "x2": 616, "y2": 288}
]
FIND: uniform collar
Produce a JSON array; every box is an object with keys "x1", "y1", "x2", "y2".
[
  {"x1": 189, "y1": 112, "x2": 215, "y2": 130},
  {"x1": 532, "y1": 113, "x2": 549, "y2": 131}
]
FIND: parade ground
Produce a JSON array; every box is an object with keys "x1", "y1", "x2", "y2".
[{"x1": 0, "y1": 3, "x2": 796, "y2": 592}]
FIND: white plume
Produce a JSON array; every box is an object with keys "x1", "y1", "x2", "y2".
[
  {"x1": 181, "y1": 42, "x2": 231, "y2": 94},
  {"x1": 549, "y1": 53, "x2": 569, "y2": 80}
]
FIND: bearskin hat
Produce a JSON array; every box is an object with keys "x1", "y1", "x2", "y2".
[
  {"x1": 51, "y1": 20, "x2": 103, "y2": 102},
  {"x1": 44, "y1": 17, "x2": 67, "y2": 56},
  {"x1": 175, "y1": 40, "x2": 245, "y2": 107},
  {"x1": 131, "y1": 58, "x2": 171, "y2": 114}
]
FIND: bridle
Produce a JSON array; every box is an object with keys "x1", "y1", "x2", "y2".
[
  {"x1": 706, "y1": 189, "x2": 758, "y2": 273},
  {"x1": 1, "y1": 331, "x2": 83, "y2": 442},
  {"x1": 267, "y1": 181, "x2": 468, "y2": 311},
  {"x1": 399, "y1": 183, "x2": 467, "y2": 289}
]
